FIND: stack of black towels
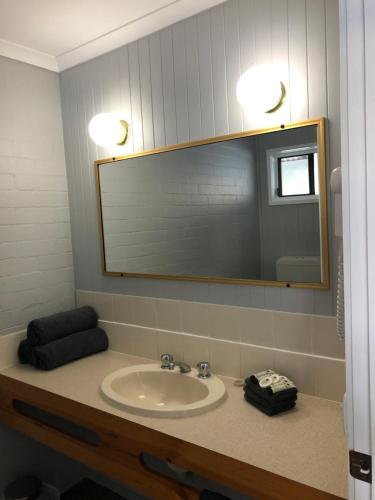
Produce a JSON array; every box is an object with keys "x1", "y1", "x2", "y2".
[
  {"x1": 244, "y1": 369, "x2": 298, "y2": 416},
  {"x1": 18, "y1": 306, "x2": 108, "y2": 371}
]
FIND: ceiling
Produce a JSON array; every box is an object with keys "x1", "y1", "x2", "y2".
[{"x1": 0, "y1": 0, "x2": 224, "y2": 72}]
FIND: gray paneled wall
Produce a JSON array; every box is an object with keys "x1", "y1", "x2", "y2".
[
  {"x1": 0, "y1": 56, "x2": 75, "y2": 334},
  {"x1": 100, "y1": 137, "x2": 260, "y2": 278},
  {"x1": 60, "y1": 0, "x2": 340, "y2": 315},
  {"x1": 255, "y1": 127, "x2": 321, "y2": 281}
]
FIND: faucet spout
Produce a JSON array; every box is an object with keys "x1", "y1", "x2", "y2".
[{"x1": 170, "y1": 361, "x2": 191, "y2": 374}]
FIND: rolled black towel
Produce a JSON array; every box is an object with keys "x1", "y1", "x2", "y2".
[
  {"x1": 32, "y1": 327, "x2": 108, "y2": 371},
  {"x1": 27, "y1": 306, "x2": 98, "y2": 346},
  {"x1": 18, "y1": 339, "x2": 34, "y2": 364}
]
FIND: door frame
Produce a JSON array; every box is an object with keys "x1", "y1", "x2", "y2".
[{"x1": 340, "y1": 0, "x2": 374, "y2": 498}]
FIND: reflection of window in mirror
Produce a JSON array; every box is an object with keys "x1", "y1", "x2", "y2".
[{"x1": 267, "y1": 143, "x2": 319, "y2": 205}]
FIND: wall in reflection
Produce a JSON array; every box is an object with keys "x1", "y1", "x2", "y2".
[
  {"x1": 100, "y1": 138, "x2": 261, "y2": 278},
  {"x1": 256, "y1": 127, "x2": 320, "y2": 280},
  {"x1": 99, "y1": 125, "x2": 322, "y2": 282}
]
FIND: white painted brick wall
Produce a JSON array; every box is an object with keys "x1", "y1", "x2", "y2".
[
  {"x1": 0, "y1": 56, "x2": 75, "y2": 334},
  {"x1": 100, "y1": 138, "x2": 261, "y2": 278}
]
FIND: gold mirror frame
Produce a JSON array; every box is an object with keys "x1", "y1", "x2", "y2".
[{"x1": 95, "y1": 117, "x2": 329, "y2": 289}]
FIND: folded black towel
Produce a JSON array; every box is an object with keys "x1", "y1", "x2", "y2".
[
  {"x1": 32, "y1": 327, "x2": 108, "y2": 371},
  {"x1": 244, "y1": 387, "x2": 297, "y2": 408},
  {"x1": 245, "y1": 376, "x2": 298, "y2": 402},
  {"x1": 244, "y1": 393, "x2": 296, "y2": 416},
  {"x1": 18, "y1": 339, "x2": 34, "y2": 364},
  {"x1": 199, "y1": 490, "x2": 231, "y2": 500},
  {"x1": 27, "y1": 306, "x2": 98, "y2": 346}
]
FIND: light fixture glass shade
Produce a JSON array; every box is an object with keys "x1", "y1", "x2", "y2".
[
  {"x1": 236, "y1": 65, "x2": 286, "y2": 114},
  {"x1": 88, "y1": 113, "x2": 128, "y2": 148}
]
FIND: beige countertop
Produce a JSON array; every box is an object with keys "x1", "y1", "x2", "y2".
[{"x1": 0, "y1": 350, "x2": 348, "y2": 498}]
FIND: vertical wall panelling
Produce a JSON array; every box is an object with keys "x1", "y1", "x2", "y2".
[
  {"x1": 60, "y1": 0, "x2": 340, "y2": 315},
  {"x1": 306, "y1": 0, "x2": 332, "y2": 315},
  {"x1": 117, "y1": 47, "x2": 136, "y2": 157},
  {"x1": 197, "y1": 11, "x2": 215, "y2": 138},
  {"x1": 161, "y1": 29, "x2": 178, "y2": 146},
  {"x1": 253, "y1": 0, "x2": 273, "y2": 130},
  {"x1": 210, "y1": 5, "x2": 229, "y2": 136},
  {"x1": 287, "y1": 0, "x2": 309, "y2": 121},
  {"x1": 149, "y1": 33, "x2": 166, "y2": 149},
  {"x1": 270, "y1": 0, "x2": 291, "y2": 125},
  {"x1": 138, "y1": 39, "x2": 155, "y2": 152},
  {"x1": 172, "y1": 22, "x2": 190, "y2": 143},
  {"x1": 223, "y1": 1, "x2": 243, "y2": 134},
  {"x1": 128, "y1": 43, "x2": 144, "y2": 153},
  {"x1": 325, "y1": 0, "x2": 341, "y2": 305},
  {"x1": 238, "y1": 0, "x2": 256, "y2": 131},
  {"x1": 185, "y1": 17, "x2": 203, "y2": 142},
  {"x1": 306, "y1": 0, "x2": 328, "y2": 117}
]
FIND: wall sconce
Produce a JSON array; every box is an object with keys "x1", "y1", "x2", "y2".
[
  {"x1": 88, "y1": 113, "x2": 129, "y2": 148},
  {"x1": 236, "y1": 65, "x2": 286, "y2": 114}
]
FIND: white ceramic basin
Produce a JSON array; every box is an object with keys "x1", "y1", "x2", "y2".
[{"x1": 101, "y1": 364, "x2": 227, "y2": 418}]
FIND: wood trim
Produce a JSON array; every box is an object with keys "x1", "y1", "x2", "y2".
[
  {"x1": 0, "y1": 374, "x2": 343, "y2": 500},
  {"x1": 95, "y1": 118, "x2": 330, "y2": 290}
]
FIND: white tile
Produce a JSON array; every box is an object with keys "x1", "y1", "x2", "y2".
[
  {"x1": 206, "y1": 305, "x2": 240, "y2": 341},
  {"x1": 208, "y1": 338, "x2": 241, "y2": 378},
  {"x1": 124, "y1": 325, "x2": 158, "y2": 360},
  {"x1": 92, "y1": 292, "x2": 114, "y2": 321},
  {"x1": 128, "y1": 326, "x2": 158, "y2": 360},
  {"x1": 76, "y1": 290, "x2": 95, "y2": 308},
  {"x1": 313, "y1": 357, "x2": 346, "y2": 401},
  {"x1": 130, "y1": 296, "x2": 157, "y2": 328},
  {"x1": 157, "y1": 330, "x2": 184, "y2": 361},
  {"x1": 0, "y1": 330, "x2": 25, "y2": 369},
  {"x1": 113, "y1": 294, "x2": 134, "y2": 324},
  {"x1": 237, "y1": 308, "x2": 275, "y2": 347},
  {"x1": 273, "y1": 312, "x2": 312, "y2": 354},
  {"x1": 101, "y1": 321, "x2": 158, "y2": 360},
  {"x1": 154, "y1": 298, "x2": 182, "y2": 331},
  {"x1": 311, "y1": 315, "x2": 345, "y2": 359},
  {"x1": 181, "y1": 301, "x2": 212, "y2": 336},
  {"x1": 101, "y1": 321, "x2": 127, "y2": 353},
  {"x1": 240, "y1": 344, "x2": 275, "y2": 379},
  {"x1": 274, "y1": 351, "x2": 316, "y2": 396},
  {"x1": 182, "y1": 334, "x2": 210, "y2": 367}
]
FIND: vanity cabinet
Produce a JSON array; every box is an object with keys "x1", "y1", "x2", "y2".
[{"x1": 0, "y1": 374, "x2": 343, "y2": 500}]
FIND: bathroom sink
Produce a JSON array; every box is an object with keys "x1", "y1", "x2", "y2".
[{"x1": 101, "y1": 364, "x2": 227, "y2": 418}]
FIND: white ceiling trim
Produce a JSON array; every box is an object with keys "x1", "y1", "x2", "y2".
[
  {"x1": 0, "y1": 0, "x2": 225, "y2": 72},
  {"x1": 0, "y1": 37, "x2": 58, "y2": 72},
  {"x1": 56, "y1": 0, "x2": 225, "y2": 71}
]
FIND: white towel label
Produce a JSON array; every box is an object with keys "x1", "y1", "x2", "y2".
[{"x1": 254, "y1": 370, "x2": 296, "y2": 393}]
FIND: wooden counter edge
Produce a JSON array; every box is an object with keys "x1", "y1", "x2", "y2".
[{"x1": 0, "y1": 374, "x2": 345, "y2": 500}]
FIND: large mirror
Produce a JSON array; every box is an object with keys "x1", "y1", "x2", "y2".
[{"x1": 96, "y1": 118, "x2": 329, "y2": 288}]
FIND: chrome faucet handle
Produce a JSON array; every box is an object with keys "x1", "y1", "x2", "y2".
[
  {"x1": 161, "y1": 353, "x2": 174, "y2": 369},
  {"x1": 196, "y1": 361, "x2": 211, "y2": 378}
]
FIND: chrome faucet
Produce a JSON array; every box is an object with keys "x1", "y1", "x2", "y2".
[
  {"x1": 196, "y1": 361, "x2": 211, "y2": 378},
  {"x1": 161, "y1": 353, "x2": 174, "y2": 369},
  {"x1": 170, "y1": 360, "x2": 191, "y2": 374},
  {"x1": 160, "y1": 354, "x2": 191, "y2": 373}
]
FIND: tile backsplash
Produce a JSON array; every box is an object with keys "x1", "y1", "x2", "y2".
[{"x1": 77, "y1": 289, "x2": 346, "y2": 401}]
